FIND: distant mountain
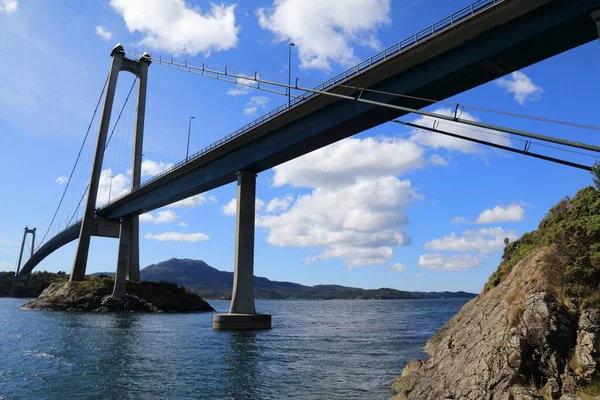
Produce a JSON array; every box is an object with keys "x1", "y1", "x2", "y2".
[{"x1": 139, "y1": 258, "x2": 476, "y2": 300}]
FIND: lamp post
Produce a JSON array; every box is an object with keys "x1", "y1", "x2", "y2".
[
  {"x1": 186, "y1": 116, "x2": 195, "y2": 161},
  {"x1": 288, "y1": 42, "x2": 295, "y2": 108}
]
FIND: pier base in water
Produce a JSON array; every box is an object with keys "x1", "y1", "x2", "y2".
[{"x1": 213, "y1": 313, "x2": 271, "y2": 330}]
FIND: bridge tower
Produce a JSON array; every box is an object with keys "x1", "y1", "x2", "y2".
[
  {"x1": 213, "y1": 171, "x2": 271, "y2": 330},
  {"x1": 70, "y1": 44, "x2": 150, "y2": 293},
  {"x1": 12, "y1": 227, "x2": 36, "y2": 295}
]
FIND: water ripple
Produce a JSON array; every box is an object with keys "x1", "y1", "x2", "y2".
[{"x1": 0, "y1": 297, "x2": 467, "y2": 399}]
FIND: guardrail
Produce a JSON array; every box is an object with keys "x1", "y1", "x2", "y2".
[{"x1": 100, "y1": 0, "x2": 503, "y2": 209}]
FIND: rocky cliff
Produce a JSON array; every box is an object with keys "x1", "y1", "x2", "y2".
[
  {"x1": 394, "y1": 186, "x2": 600, "y2": 400},
  {"x1": 22, "y1": 278, "x2": 215, "y2": 313}
]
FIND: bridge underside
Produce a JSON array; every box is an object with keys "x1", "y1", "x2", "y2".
[{"x1": 98, "y1": 0, "x2": 600, "y2": 219}]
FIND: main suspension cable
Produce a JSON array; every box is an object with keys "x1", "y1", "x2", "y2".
[
  {"x1": 393, "y1": 120, "x2": 594, "y2": 171},
  {"x1": 128, "y1": 50, "x2": 600, "y2": 133},
  {"x1": 106, "y1": 77, "x2": 138, "y2": 148},
  {"x1": 148, "y1": 56, "x2": 600, "y2": 154},
  {"x1": 65, "y1": 78, "x2": 138, "y2": 229},
  {"x1": 38, "y1": 75, "x2": 109, "y2": 248}
]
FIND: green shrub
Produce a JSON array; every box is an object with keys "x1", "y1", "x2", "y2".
[
  {"x1": 483, "y1": 187, "x2": 600, "y2": 307},
  {"x1": 592, "y1": 161, "x2": 600, "y2": 190}
]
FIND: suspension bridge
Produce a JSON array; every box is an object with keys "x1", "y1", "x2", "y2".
[{"x1": 12, "y1": 0, "x2": 600, "y2": 329}]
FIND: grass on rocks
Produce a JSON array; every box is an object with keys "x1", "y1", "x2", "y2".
[{"x1": 483, "y1": 186, "x2": 600, "y2": 310}]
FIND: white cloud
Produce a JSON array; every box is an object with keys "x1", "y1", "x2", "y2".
[
  {"x1": 227, "y1": 88, "x2": 249, "y2": 96},
  {"x1": 95, "y1": 25, "x2": 113, "y2": 41},
  {"x1": 273, "y1": 137, "x2": 424, "y2": 188},
  {"x1": 418, "y1": 227, "x2": 517, "y2": 272},
  {"x1": 139, "y1": 210, "x2": 180, "y2": 224},
  {"x1": 429, "y1": 154, "x2": 448, "y2": 166},
  {"x1": 450, "y1": 216, "x2": 468, "y2": 224},
  {"x1": 257, "y1": 176, "x2": 415, "y2": 268},
  {"x1": 390, "y1": 263, "x2": 407, "y2": 272},
  {"x1": 109, "y1": 0, "x2": 239, "y2": 56},
  {"x1": 144, "y1": 231, "x2": 209, "y2": 242},
  {"x1": 305, "y1": 245, "x2": 395, "y2": 268},
  {"x1": 243, "y1": 106, "x2": 258, "y2": 116},
  {"x1": 475, "y1": 204, "x2": 525, "y2": 224},
  {"x1": 226, "y1": 74, "x2": 258, "y2": 96},
  {"x1": 409, "y1": 108, "x2": 511, "y2": 154},
  {"x1": 169, "y1": 193, "x2": 217, "y2": 208},
  {"x1": 424, "y1": 227, "x2": 517, "y2": 255},
  {"x1": 243, "y1": 96, "x2": 270, "y2": 115},
  {"x1": 259, "y1": 135, "x2": 427, "y2": 267},
  {"x1": 266, "y1": 196, "x2": 292, "y2": 213},
  {"x1": 222, "y1": 198, "x2": 265, "y2": 216},
  {"x1": 55, "y1": 176, "x2": 68, "y2": 185},
  {"x1": 178, "y1": 222, "x2": 188, "y2": 227},
  {"x1": 222, "y1": 198, "x2": 237, "y2": 216},
  {"x1": 257, "y1": 0, "x2": 391, "y2": 70},
  {"x1": 97, "y1": 168, "x2": 130, "y2": 206},
  {"x1": 418, "y1": 253, "x2": 481, "y2": 272},
  {"x1": 141, "y1": 159, "x2": 173, "y2": 177},
  {"x1": 0, "y1": 0, "x2": 17, "y2": 13},
  {"x1": 495, "y1": 71, "x2": 543, "y2": 105}
]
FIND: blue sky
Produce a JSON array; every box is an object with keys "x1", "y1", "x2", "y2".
[{"x1": 1, "y1": 0, "x2": 599, "y2": 294}]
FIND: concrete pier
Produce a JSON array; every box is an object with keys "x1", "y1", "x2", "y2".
[
  {"x1": 213, "y1": 171, "x2": 271, "y2": 330},
  {"x1": 113, "y1": 217, "x2": 131, "y2": 297}
]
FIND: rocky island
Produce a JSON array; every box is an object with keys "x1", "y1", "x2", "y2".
[
  {"x1": 22, "y1": 277, "x2": 214, "y2": 313},
  {"x1": 393, "y1": 185, "x2": 600, "y2": 399}
]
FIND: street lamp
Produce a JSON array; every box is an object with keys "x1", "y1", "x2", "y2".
[
  {"x1": 288, "y1": 42, "x2": 295, "y2": 108},
  {"x1": 186, "y1": 116, "x2": 195, "y2": 161}
]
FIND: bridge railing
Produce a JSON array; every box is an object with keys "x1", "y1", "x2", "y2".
[{"x1": 101, "y1": 0, "x2": 503, "y2": 209}]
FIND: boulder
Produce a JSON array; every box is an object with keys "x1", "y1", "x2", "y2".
[{"x1": 21, "y1": 279, "x2": 214, "y2": 313}]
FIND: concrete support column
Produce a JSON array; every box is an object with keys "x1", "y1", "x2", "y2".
[
  {"x1": 14, "y1": 227, "x2": 28, "y2": 279},
  {"x1": 229, "y1": 171, "x2": 257, "y2": 314},
  {"x1": 12, "y1": 227, "x2": 29, "y2": 293},
  {"x1": 113, "y1": 217, "x2": 131, "y2": 298},
  {"x1": 127, "y1": 53, "x2": 150, "y2": 282},
  {"x1": 213, "y1": 171, "x2": 271, "y2": 330},
  {"x1": 70, "y1": 45, "x2": 124, "y2": 281}
]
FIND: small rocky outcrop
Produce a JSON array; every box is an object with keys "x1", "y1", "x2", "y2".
[
  {"x1": 394, "y1": 187, "x2": 600, "y2": 399},
  {"x1": 22, "y1": 278, "x2": 215, "y2": 313}
]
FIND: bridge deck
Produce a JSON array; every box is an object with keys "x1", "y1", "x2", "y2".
[{"x1": 97, "y1": 0, "x2": 599, "y2": 219}]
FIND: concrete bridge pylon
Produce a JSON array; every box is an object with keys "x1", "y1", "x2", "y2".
[
  {"x1": 213, "y1": 171, "x2": 271, "y2": 330},
  {"x1": 70, "y1": 44, "x2": 150, "y2": 297}
]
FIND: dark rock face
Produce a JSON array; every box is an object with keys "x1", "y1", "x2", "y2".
[
  {"x1": 393, "y1": 248, "x2": 600, "y2": 400},
  {"x1": 21, "y1": 280, "x2": 214, "y2": 313}
]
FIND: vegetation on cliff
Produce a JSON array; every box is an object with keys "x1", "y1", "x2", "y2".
[
  {"x1": 484, "y1": 185, "x2": 600, "y2": 308},
  {"x1": 0, "y1": 271, "x2": 67, "y2": 297}
]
